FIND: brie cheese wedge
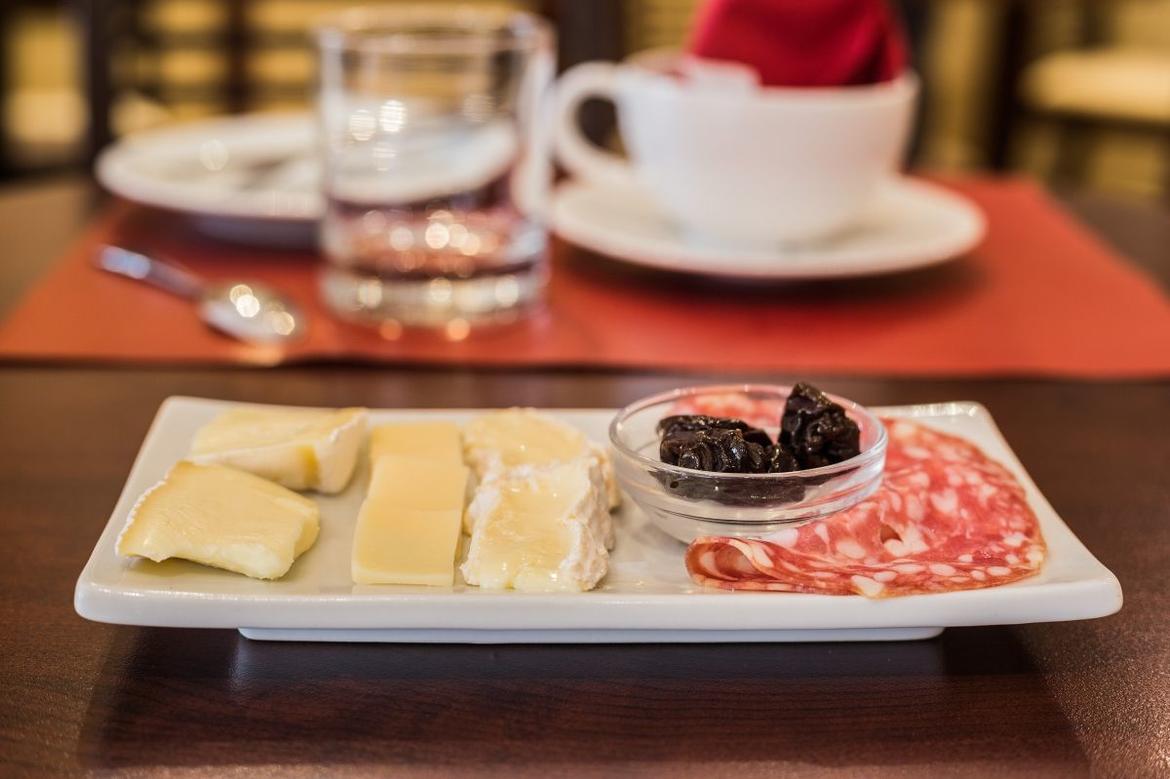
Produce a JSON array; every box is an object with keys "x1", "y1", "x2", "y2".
[
  {"x1": 463, "y1": 408, "x2": 620, "y2": 515},
  {"x1": 116, "y1": 461, "x2": 319, "y2": 580},
  {"x1": 461, "y1": 460, "x2": 609, "y2": 592},
  {"x1": 189, "y1": 407, "x2": 367, "y2": 494}
]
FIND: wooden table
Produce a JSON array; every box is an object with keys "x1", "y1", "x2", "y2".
[{"x1": 1, "y1": 178, "x2": 1167, "y2": 778}]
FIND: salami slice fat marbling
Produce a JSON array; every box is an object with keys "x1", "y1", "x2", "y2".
[{"x1": 686, "y1": 419, "x2": 1046, "y2": 598}]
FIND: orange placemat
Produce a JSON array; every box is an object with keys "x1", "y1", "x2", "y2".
[{"x1": 1, "y1": 177, "x2": 1168, "y2": 377}]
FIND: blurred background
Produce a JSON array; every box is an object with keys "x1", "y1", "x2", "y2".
[{"x1": 2, "y1": 0, "x2": 1169, "y2": 198}]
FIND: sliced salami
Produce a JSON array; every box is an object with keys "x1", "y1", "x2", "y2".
[{"x1": 686, "y1": 419, "x2": 1046, "y2": 598}]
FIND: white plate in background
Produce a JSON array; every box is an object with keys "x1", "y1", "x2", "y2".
[
  {"x1": 96, "y1": 112, "x2": 521, "y2": 249},
  {"x1": 552, "y1": 176, "x2": 987, "y2": 280},
  {"x1": 74, "y1": 397, "x2": 1120, "y2": 643},
  {"x1": 96, "y1": 113, "x2": 320, "y2": 247}
]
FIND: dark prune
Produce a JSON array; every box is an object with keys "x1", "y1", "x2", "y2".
[
  {"x1": 656, "y1": 419, "x2": 806, "y2": 505},
  {"x1": 779, "y1": 382, "x2": 861, "y2": 469},
  {"x1": 656, "y1": 415, "x2": 772, "y2": 448},
  {"x1": 767, "y1": 445, "x2": 800, "y2": 473},
  {"x1": 659, "y1": 428, "x2": 770, "y2": 473},
  {"x1": 661, "y1": 472, "x2": 806, "y2": 506}
]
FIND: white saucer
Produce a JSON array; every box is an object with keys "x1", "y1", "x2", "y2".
[{"x1": 551, "y1": 177, "x2": 986, "y2": 280}]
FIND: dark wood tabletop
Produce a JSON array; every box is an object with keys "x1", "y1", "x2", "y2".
[{"x1": 1, "y1": 177, "x2": 1167, "y2": 778}]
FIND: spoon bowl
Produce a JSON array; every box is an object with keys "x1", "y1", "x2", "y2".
[
  {"x1": 96, "y1": 246, "x2": 308, "y2": 345},
  {"x1": 200, "y1": 281, "x2": 307, "y2": 344}
]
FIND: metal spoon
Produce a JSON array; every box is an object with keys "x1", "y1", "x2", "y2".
[{"x1": 95, "y1": 245, "x2": 307, "y2": 345}]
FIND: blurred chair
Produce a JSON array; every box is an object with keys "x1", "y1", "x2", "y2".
[
  {"x1": 1, "y1": 0, "x2": 87, "y2": 176},
  {"x1": 1017, "y1": 1, "x2": 1170, "y2": 195},
  {"x1": 27, "y1": 0, "x2": 1170, "y2": 198}
]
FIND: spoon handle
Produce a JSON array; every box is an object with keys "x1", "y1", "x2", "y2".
[{"x1": 95, "y1": 246, "x2": 206, "y2": 301}]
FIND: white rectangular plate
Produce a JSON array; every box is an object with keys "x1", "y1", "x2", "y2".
[{"x1": 75, "y1": 397, "x2": 1122, "y2": 643}]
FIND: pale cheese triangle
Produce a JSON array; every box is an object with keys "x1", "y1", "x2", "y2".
[
  {"x1": 189, "y1": 407, "x2": 367, "y2": 493},
  {"x1": 116, "y1": 461, "x2": 319, "y2": 580}
]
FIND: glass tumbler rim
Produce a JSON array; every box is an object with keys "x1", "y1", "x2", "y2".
[{"x1": 314, "y1": 4, "x2": 553, "y2": 57}]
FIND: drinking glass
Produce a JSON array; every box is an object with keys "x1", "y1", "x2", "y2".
[{"x1": 315, "y1": 6, "x2": 554, "y2": 329}]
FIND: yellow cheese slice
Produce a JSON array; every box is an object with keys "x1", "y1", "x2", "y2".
[
  {"x1": 351, "y1": 454, "x2": 469, "y2": 586},
  {"x1": 369, "y1": 421, "x2": 463, "y2": 465},
  {"x1": 189, "y1": 407, "x2": 367, "y2": 494},
  {"x1": 116, "y1": 461, "x2": 319, "y2": 580}
]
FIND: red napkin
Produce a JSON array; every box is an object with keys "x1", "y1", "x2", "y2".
[{"x1": 688, "y1": 0, "x2": 908, "y2": 87}]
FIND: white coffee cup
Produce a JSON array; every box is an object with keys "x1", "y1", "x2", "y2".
[{"x1": 554, "y1": 52, "x2": 918, "y2": 247}]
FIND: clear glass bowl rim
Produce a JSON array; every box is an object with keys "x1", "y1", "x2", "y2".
[
  {"x1": 608, "y1": 383, "x2": 888, "y2": 482},
  {"x1": 315, "y1": 5, "x2": 553, "y2": 56}
]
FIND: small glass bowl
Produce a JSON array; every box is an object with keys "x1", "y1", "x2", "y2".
[{"x1": 609, "y1": 384, "x2": 887, "y2": 543}]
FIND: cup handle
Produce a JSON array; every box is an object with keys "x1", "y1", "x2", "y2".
[{"x1": 554, "y1": 62, "x2": 638, "y2": 189}]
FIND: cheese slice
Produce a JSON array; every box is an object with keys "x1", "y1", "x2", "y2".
[
  {"x1": 189, "y1": 407, "x2": 367, "y2": 494},
  {"x1": 463, "y1": 408, "x2": 620, "y2": 521},
  {"x1": 461, "y1": 460, "x2": 609, "y2": 592},
  {"x1": 351, "y1": 454, "x2": 469, "y2": 586},
  {"x1": 116, "y1": 461, "x2": 319, "y2": 580},
  {"x1": 369, "y1": 421, "x2": 462, "y2": 465}
]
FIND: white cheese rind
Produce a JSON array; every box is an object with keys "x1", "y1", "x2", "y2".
[
  {"x1": 188, "y1": 407, "x2": 367, "y2": 494},
  {"x1": 593, "y1": 443, "x2": 622, "y2": 511},
  {"x1": 460, "y1": 460, "x2": 609, "y2": 592}
]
